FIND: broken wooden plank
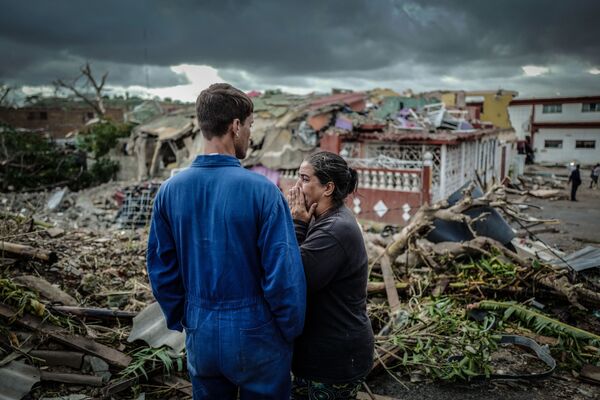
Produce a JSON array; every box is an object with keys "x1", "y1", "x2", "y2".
[
  {"x1": 14, "y1": 275, "x2": 77, "y2": 306},
  {"x1": 0, "y1": 303, "x2": 131, "y2": 368},
  {"x1": 367, "y1": 281, "x2": 408, "y2": 294},
  {"x1": 29, "y1": 350, "x2": 84, "y2": 369},
  {"x1": 379, "y1": 255, "x2": 400, "y2": 313},
  {"x1": 41, "y1": 370, "x2": 103, "y2": 386},
  {"x1": 0, "y1": 241, "x2": 57, "y2": 264},
  {"x1": 49, "y1": 305, "x2": 137, "y2": 320}
]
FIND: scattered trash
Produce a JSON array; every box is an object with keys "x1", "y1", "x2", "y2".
[{"x1": 47, "y1": 188, "x2": 68, "y2": 211}]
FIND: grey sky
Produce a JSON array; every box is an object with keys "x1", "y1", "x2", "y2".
[{"x1": 1, "y1": 0, "x2": 599, "y2": 101}]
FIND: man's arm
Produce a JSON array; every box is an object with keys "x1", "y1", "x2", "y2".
[
  {"x1": 147, "y1": 193, "x2": 185, "y2": 331},
  {"x1": 258, "y1": 192, "x2": 306, "y2": 343}
]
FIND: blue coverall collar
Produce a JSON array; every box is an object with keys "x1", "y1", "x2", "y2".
[{"x1": 191, "y1": 154, "x2": 241, "y2": 168}]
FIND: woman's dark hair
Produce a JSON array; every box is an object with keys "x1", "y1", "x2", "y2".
[
  {"x1": 306, "y1": 151, "x2": 358, "y2": 207},
  {"x1": 196, "y1": 83, "x2": 254, "y2": 139}
]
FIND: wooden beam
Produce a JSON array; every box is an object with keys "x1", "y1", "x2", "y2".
[
  {"x1": 49, "y1": 305, "x2": 137, "y2": 320},
  {"x1": 0, "y1": 241, "x2": 57, "y2": 264},
  {"x1": 41, "y1": 371, "x2": 103, "y2": 386},
  {"x1": 379, "y1": 255, "x2": 400, "y2": 313},
  {"x1": 0, "y1": 303, "x2": 131, "y2": 368}
]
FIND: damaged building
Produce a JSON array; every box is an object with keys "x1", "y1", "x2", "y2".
[{"x1": 126, "y1": 89, "x2": 517, "y2": 226}]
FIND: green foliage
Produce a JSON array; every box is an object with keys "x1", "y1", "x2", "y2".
[
  {"x1": 475, "y1": 300, "x2": 600, "y2": 368},
  {"x1": 120, "y1": 346, "x2": 184, "y2": 379},
  {"x1": 77, "y1": 120, "x2": 132, "y2": 159},
  {"x1": 0, "y1": 122, "x2": 124, "y2": 191},
  {"x1": 386, "y1": 297, "x2": 501, "y2": 381},
  {"x1": 0, "y1": 278, "x2": 77, "y2": 331}
]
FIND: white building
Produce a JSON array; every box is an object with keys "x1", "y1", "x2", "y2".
[{"x1": 508, "y1": 96, "x2": 600, "y2": 166}]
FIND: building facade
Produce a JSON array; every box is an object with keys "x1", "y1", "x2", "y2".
[
  {"x1": 508, "y1": 96, "x2": 600, "y2": 166},
  {"x1": 0, "y1": 106, "x2": 125, "y2": 138},
  {"x1": 278, "y1": 127, "x2": 515, "y2": 225},
  {"x1": 438, "y1": 90, "x2": 518, "y2": 129}
]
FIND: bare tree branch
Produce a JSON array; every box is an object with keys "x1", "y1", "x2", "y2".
[
  {"x1": 0, "y1": 85, "x2": 11, "y2": 107},
  {"x1": 53, "y1": 62, "x2": 108, "y2": 117}
]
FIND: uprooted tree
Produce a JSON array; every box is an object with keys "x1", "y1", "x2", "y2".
[
  {"x1": 53, "y1": 62, "x2": 108, "y2": 117},
  {"x1": 364, "y1": 183, "x2": 600, "y2": 380},
  {"x1": 370, "y1": 183, "x2": 600, "y2": 310}
]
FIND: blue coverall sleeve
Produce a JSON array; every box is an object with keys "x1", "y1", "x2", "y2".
[
  {"x1": 258, "y1": 193, "x2": 306, "y2": 344},
  {"x1": 147, "y1": 192, "x2": 185, "y2": 332}
]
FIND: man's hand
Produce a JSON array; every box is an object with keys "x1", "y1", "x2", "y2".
[{"x1": 287, "y1": 183, "x2": 317, "y2": 223}]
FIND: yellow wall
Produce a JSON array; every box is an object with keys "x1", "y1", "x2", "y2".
[
  {"x1": 441, "y1": 92, "x2": 456, "y2": 107},
  {"x1": 468, "y1": 91, "x2": 516, "y2": 129}
]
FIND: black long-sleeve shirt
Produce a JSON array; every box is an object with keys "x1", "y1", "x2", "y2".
[
  {"x1": 292, "y1": 206, "x2": 374, "y2": 383},
  {"x1": 569, "y1": 169, "x2": 582, "y2": 185}
]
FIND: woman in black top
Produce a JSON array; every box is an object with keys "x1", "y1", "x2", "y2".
[{"x1": 286, "y1": 151, "x2": 374, "y2": 400}]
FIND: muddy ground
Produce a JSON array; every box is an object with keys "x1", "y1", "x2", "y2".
[{"x1": 365, "y1": 166, "x2": 600, "y2": 400}]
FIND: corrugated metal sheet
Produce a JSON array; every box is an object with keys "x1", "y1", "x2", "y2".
[
  {"x1": 551, "y1": 246, "x2": 600, "y2": 272},
  {"x1": 0, "y1": 361, "x2": 40, "y2": 400},
  {"x1": 128, "y1": 302, "x2": 185, "y2": 356}
]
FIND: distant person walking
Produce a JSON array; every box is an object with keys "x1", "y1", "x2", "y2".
[
  {"x1": 568, "y1": 164, "x2": 582, "y2": 201},
  {"x1": 590, "y1": 163, "x2": 600, "y2": 189}
]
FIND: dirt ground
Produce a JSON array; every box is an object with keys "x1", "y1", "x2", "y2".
[
  {"x1": 365, "y1": 165, "x2": 600, "y2": 400},
  {"x1": 524, "y1": 167, "x2": 600, "y2": 253},
  {"x1": 367, "y1": 371, "x2": 599, "y2": 400}
]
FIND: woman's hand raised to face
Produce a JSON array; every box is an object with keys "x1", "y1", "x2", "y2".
[{"x1": 287, "y1": 182, "x2": 317, "y2": 223}]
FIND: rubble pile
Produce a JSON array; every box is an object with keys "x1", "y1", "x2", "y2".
[
  {"x1": 514, "y1": 172, "x2": 569, "y2": 200},
  {"x1": 364, "y1": 183, "x2": 600, "y2": 383},
  {"x1": 0, "y1": 213, "x2": 171, "y2": 398},
  {"x1": 0, "y1": 182, "x2": 599, "y2": 399},
  {"x1": 1, "y1": 182, "x2": 124, "y2": 230}
]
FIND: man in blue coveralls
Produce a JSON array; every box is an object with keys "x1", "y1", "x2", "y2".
[{"x1": 147, "y1": 83, "x2": 306, "y2": 399}]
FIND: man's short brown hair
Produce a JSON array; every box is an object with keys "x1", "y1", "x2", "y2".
[{"x1": 196, "y1": 83, "x2": 254, "y2": 139}]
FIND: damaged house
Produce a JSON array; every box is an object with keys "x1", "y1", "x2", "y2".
[
  {"x1": 129, "y1": 107, "x2": 201, "y2": 181},
  {"x1": 128, "y1": 89, "x2": 517, "y2": 226},
  {"x1": 268, "y1": 91, "x2": 517, "y2": 225}
]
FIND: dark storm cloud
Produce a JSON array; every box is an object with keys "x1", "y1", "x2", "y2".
[
  {"x1": 0, "y1": 37, "x2": 188, "y2": 87},
  {"x1": 0, "y1": 0, "x2": 599, "y2": 93}
]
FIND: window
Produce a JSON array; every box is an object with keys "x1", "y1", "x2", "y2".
[
  {"x1": 544, "y1": 140, "x2": 563, "y2": 148},
  {"x1": 27, "y1": 112, "x2": 35, "y2": 120},
  {"x1": 542, "y1": 104, "x2": 562, "y2": 113},
  {"x1": 582, "y1": 103, "x2": 600, "y2": 112},
  {"x1": 575, "y1": 140, "x2": 596, "y2": 149},
  {"x1": 39, "y1": 111, "x2": 48, "y2": 120}
]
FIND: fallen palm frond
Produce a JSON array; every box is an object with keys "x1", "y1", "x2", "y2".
[
  {"x1": 470, "y1": 300, "x2": 600, "y2": 368},
  {"x1": 471, "y1": 300, "x2": 600, "y2": 344}
]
